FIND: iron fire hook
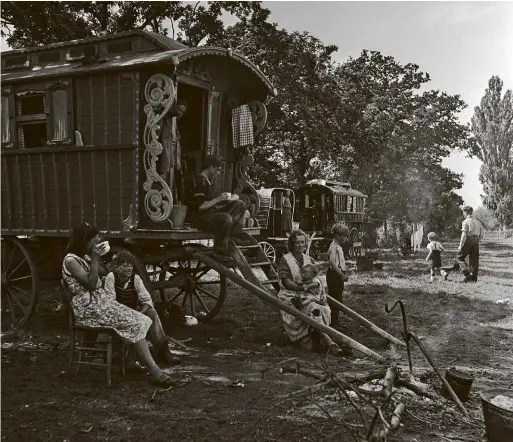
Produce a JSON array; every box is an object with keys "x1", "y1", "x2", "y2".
[{"x1": 385, "y1": 300, "x2": 413, "y2": 374}]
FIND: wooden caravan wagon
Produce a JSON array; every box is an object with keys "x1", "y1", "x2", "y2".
[
  {"x1": 0, "y1": 30, "x2": 279, "y2": 326},
  {"x1": 254, "y1": 187, "x2": 295, "y2": 263},
  {"x1": 295, "y1": 179, "x2": 368, "y2": 259}
]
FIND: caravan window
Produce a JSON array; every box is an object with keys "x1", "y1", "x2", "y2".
[{"x1": 12, "y1": 80, "x2": 72, "y2": 148}]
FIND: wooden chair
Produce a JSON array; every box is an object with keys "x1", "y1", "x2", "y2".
[{"x1": 61, "y1": 280, "x2": 126, "y2": 386}]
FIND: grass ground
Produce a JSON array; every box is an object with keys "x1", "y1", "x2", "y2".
[{"x1": 1, "y1": 236, "x2": 512, "y2": 441}]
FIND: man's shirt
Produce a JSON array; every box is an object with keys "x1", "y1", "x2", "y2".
[{"x1": 462, "y1": 216, "x2": 484, "y2": 238}]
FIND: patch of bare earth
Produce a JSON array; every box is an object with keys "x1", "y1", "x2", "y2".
[{"x1": 2, "y1": 237, "x2": 512, "y2": 441}]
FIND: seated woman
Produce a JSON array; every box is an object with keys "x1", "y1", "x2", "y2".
[
  {"x1": 61, "y1": 223, "x2": 176, "y2": 387},
  {"x1": 277, "y1": 229, "x2": 347, "y2": 356}
]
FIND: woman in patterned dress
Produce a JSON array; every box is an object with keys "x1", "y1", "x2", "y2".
[
  {"x1": 62, "y1": 223, "x2": 176, "y2": 387},
  {"x1": 277, "y1": 229, "x2": 346, "y2": 355}
]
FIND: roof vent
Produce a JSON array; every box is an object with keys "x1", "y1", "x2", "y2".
[
  {"x1": 38, "y1": 51, "x2": 60, "y2": 64},
  {"x1": 4, "y1": 55, "x2": 30, "y2": 69},
  {"x1": 66, "y1": 45, "x2": 98, "y2": 62},
  {"x1": 107, "y1": 40, "x2": 133, "y2": 54}
]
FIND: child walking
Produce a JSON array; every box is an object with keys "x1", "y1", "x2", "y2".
[
  {"x1": 327, "y1": 224, "x2": 350, "y2": 327},
  {"x1": 426, "y1": 232, "x2": 448, "y2": 282}
]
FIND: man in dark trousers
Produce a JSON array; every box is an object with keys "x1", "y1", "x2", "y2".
[
  {"x1": 186, "y1": 155, "x2": 246, "y2": 261},
  {"x1": 457, "y1": 205, "x2": 484, "y2": 282}
]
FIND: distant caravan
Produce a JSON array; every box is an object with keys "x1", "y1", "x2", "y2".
[{"x1": 294, "y1": 179, "x2": 368, "y2": 260}]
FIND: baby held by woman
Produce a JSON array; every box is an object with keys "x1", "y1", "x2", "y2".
[{"x1": 291, "y1": 264, "x2": 327, "y2": 311}]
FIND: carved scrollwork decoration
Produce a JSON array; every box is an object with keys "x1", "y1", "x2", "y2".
[
  {"x1": 178, "y1": 60, "x2": 211, "y2": 82},
  {"x1": 247, "y1": 100, "x2": 267, "y2": 137},
  {"x1": 142, "y1": 74, "x2": 176, "y2": 224}
]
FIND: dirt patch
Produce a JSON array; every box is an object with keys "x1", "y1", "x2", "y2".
[{"x1": 2, "y1": 238, "x2": 513, "y2": 441}]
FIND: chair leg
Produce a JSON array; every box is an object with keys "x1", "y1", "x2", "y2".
[
  {"x1": 120, "y1": 342, "x2": 126, "y2": 376},
  {"x1": 75, "y1": 331, "x2": 84, "y2": 376},
  {"x1": 106, "y1": 335, "x2": 113, "y2": 386}
]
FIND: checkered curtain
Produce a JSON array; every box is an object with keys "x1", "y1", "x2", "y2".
[{"x1": 232, "y1": 104, "x2": 254, "y2": 148}]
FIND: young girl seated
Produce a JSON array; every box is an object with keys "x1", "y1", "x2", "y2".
[{"x1": 104, "y1": 251, "x2": 181, "y2": 366}]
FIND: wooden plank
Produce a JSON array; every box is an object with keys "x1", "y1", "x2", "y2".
[
  {"x1": 118, "y1": 149, "x2": 123, "y2": 225},
  {"x1": 52, "y1": 152, "x2": 61, "y2": 228},
  {"x1": 40, "y1": 153, "x2": 48, "y2": 229},
  {"x1": 77, "y1": 153, "x2": 85, "y2": 222},
  {"x1": 192, "y1": 249, "x2": 385, "y2": 363},
  {"x1": 2, "y1": 158, "x2": 13, "y2": 227},
  {"x1": 117, "y1": 74, "x2": 122, "y2": 144},
  {"x1": 65, "y1": 152, "x2": 72, "y2": 229},
  {"x1": 15, "y1": 155, "x2": 24, "y2": 228},
  {"x1": 104, "y1": 149, "x2": 111, "y2": 230},
  {"x1": 0, "y1": 144, "x2": 135, "y2": 156},
  {"x1": 103, "y1": 76, "x2": 108, "y2": 145},
  {"x1": 89, "y1": 76, "x2": 94, "y2": 145},
  {"x1": 91, "y1": 150, "x2": 97, "y2": 225}
]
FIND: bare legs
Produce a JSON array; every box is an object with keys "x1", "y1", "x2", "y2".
[{"x1": 133, "y1": 339, "x2": 165, "y2": 378}]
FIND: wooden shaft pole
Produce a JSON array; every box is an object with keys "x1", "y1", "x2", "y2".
[
  {"x1": 190, "y1": 249, "x2": 385, "y2": 363},
  {"x1": 326, "y1": 295, "x2": 405, "y2": 348}
]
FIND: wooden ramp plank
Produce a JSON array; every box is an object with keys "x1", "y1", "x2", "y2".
[{"x1": 190, "y1": 249, "x2": 386, "y2": 363}]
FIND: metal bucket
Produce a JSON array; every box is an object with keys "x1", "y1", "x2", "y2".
[
  {"x1": 440, "y1": 368, "x2": 474, "y2": 401},
  {"x1": 480, "y1": 389, "x2": 513, "y2": 442},
  {"x1": 170, "y1": 205, "x2": 188, "y2": 228}
]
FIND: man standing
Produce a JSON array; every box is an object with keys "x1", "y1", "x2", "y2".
[
  {"x1": 186, "y1": 155, "x2": 246, "y2": 261},
  {"x1": 457, "y1": 205, "x2": 484, "y2": 282}
]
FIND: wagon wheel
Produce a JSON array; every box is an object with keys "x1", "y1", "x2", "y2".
[
  {"x1": 1, "y1": 238, "x2": 39, "y2": 327},
  {"x1": 156, "y1": 254, "x2": 227, "y2": 322},
  {"x1": 259, "y1": 241, "x2": 276, "y2": 263}
]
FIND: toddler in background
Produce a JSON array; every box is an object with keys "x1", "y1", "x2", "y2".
[{"x1": 425, "y1": 232, "x2": 448, "y2": 282}]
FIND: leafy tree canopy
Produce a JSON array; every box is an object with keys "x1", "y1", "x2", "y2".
[
  {"x1": 471, "y1": 76, "x2": 513, "y2": 229},
  {"x1": 0, "y1": 1, "x2": 269, "y2": 48}
]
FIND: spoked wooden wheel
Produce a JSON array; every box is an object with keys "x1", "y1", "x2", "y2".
[
  {"x1": 1, "y1": 238, "x2": 39, "y2": 327},
  {"x1": 259, "y1": 241, "x2": 276, "y2": 263},
  {"x1": 156, "y1": 257, "x2": 227, "y2": 322}
]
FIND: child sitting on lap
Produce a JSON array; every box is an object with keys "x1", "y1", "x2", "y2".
[
  {"x1": 104, "y1": 251, "x2": 180, "y2": 365},
  {"x1": 292, "y1": 264, "x2": 327, "y2": 310}
]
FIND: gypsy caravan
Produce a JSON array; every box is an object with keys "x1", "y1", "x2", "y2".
[
  {"x1": 1, "y1": 30, "x2": 277, "y2": 325},
  {"x1": 295, "y1": 179, "x2": 368, "y2": 259}
]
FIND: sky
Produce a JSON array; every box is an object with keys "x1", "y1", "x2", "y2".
[
  {"x1": 2, "y1": 1, "x2": 512, "y2": 208},
  {"x1": 258, "y1": 1, "x2": 513, "y2": 208}
]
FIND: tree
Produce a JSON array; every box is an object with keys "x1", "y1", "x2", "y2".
[
  {"x1": 471, "y1": 76, "x2": 513, "y2": 230},
  {"x1": 334, "y1": 51, "x2": 473, "y2": 226},
  {"x1": 0, "y1": 1, "x2": 269, "y2": 48},
  {"x1": 473, "y1": 206, "x2": 499, "y2": 231},
  {"x1": 214, "y1": 21, "x2": 351, "y2": 188}
]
